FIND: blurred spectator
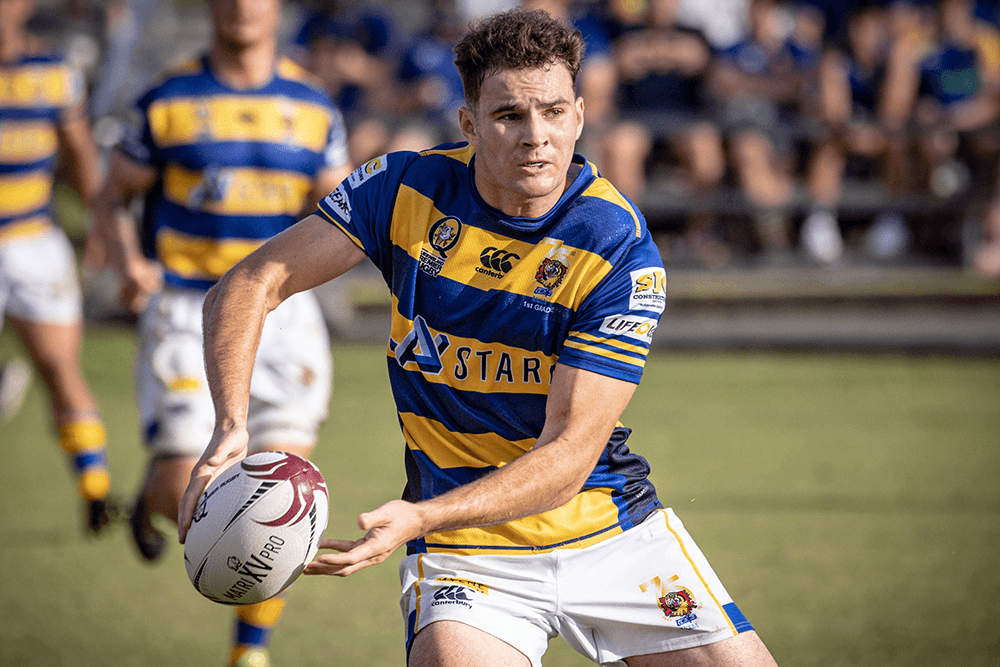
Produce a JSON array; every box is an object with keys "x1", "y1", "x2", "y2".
[
  {"x1": 908, "y1": 0, "x2": 999, "y2": 197},
  {"x1": 972, "y1": 176, "x2": 1000, "y2": 277},
  {"x1": 707, "y1": 0, "x2": 820, "y2": 259},
  {"x1": 678, "y1": 0, "x2": 749, "y2": 49},
  {"x1": 393, "y1": 0, "x2": 467, "y2": 149},
  {"x1": 598, "y1": 0, "x2": 729, "y2": 266},
  {"x1": 292, "y1": 0, "x2": 401, "y2": 162},
  {"x1": 801, "y1": 1, "x2": 914, "y2": 263},
  {"x1": 888, "y1": 0, "x2": 1000, "y2": 268}
]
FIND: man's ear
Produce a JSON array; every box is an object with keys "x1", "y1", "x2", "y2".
[
  {"x1": 575, "y1": 96, "x2": 585, "y2": 141},
  {"x1": 458, "y1": 106, "x2": 478, "y2": 147}
]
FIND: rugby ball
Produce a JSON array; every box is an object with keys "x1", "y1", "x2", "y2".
[{"x1": 184, "y1": 451, "x2": 329, "y2": 605}]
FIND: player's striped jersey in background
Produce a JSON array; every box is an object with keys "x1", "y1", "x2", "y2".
[
  {"x1": 118, "y1": 55, "x2": 348, "y2": 290},
  {"x1": 0, "y1": 53, "x2": 84, "y2": 245},
  {"x1": 317, "y1": 143, "x2": 667, "y2": 555}
]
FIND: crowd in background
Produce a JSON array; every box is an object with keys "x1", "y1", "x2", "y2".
[{"x1": 29, "y1": 0, "x2": 1000, "y2": 274}]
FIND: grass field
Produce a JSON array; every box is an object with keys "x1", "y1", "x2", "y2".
[{"x1": 1, "y1": 325, "x2": 998, "y2": 667}]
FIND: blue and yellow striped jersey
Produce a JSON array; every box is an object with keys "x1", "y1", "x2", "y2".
[
  {"x1": 119, "y1": 55, "x2": 349, "y2": 290},
  {"x1": 0, "y1": 52, "x2": 84, "y2": 244},
  {"x1": 317, "y1": 144, "x2": 667, "y2": 555}
]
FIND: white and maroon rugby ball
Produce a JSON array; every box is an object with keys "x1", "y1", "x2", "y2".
[{"x1": 184, "y1": 451, "x2": 329, "y2": 605}]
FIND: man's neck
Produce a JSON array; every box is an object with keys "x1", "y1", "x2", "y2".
[{"x1": 208, "y1": 39, "x2": 277, "y2": 89}]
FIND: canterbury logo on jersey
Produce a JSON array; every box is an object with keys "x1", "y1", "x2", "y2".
[{"x1": 476, "y1": 246, "x2": 519, "y2": 278}]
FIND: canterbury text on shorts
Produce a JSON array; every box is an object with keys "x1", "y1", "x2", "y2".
[
  {"x1": 0, "y1": 224, "x2": 82, "y2": 328},
  {"x1": 136, "y1": 286, "x2": 332, "y2": 456},
  {"x1": 399, "y1": 508, "x2": 754, "y2": 666}
]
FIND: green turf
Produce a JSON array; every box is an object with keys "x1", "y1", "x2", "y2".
[{"x1": 1, "y1": 326, "x2": 998, "y2": 666}]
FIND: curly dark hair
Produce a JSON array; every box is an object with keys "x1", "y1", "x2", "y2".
[{"x1": 453, "y1": 9, "x2": 586, "y2": 110}]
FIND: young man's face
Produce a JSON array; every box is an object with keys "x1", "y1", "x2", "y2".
[
  {"x1": 460, "y1": 63, "x2": 584, "y2": 218},
  {"x1": 211, "y1": 0, "x2": 281, "y2": 50}
]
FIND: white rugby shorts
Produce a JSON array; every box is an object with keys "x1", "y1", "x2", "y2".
[
  {"x1": 136, "y1": 286, "x2": 332, "y2": 456},
  {"x1": 0, "y1": 224, "x2": 83, "y2": 328},
  {"x1": 399, "y1": 508, "x2": 754, "y2": 666}
]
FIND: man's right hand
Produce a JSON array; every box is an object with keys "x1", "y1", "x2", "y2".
[{"x1": 177, "y1": 425, "x2": 250, "y2": 544}]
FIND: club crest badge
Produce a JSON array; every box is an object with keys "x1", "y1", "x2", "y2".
[
  {"x1": 658, "y1": 588, "x2": 700, "y2": 619},
  {"x1": 420, "y1": 216, "x2": 462, "y2": 277},
  {"x1": 534, "y1": 257, "x2": 568, "y2": 291}
]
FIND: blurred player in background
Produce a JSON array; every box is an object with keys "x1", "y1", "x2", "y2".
[
  {"x1": 90, "y1": 0, "x2": 350, "y2": 664},
  {"x1": 0, "y1": 0, "x2": 113, "y2": 533},
  {"x1": 179, "y1": 9, "x2": 779, "y2": 667}
]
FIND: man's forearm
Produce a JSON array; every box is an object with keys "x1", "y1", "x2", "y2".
[
  {"x1": 413, "y1": 431, "x2": 599, "y2": 536},
  {"x1": 202, "y1": 266, "x2": 271, "y2": 429},
  {"x1": 410, "y1": 365, "x2": 635, "y2": 538}
]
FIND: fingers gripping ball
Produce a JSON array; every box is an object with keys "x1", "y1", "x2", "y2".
[{"x1": 184, "y1": 452, "x2": 329, "y2": 605}]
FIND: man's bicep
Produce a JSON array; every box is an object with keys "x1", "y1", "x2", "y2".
[
  {"x1": 255, "y1": 214, "x2": 368, "y2": 300},
  {"x1": 541, "y1": 364, "x2": 637, "y2": 451}
]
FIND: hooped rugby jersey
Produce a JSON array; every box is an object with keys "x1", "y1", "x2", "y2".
[
  {"x1": 0, "y1": 53, "x2": 84, "y2": 245},
  {"x1": 316, "y1": 143, "x2": 667, "y2": 555},
  {"x1": 119, "y1": 55, "x2": 348, "y2": 290}
]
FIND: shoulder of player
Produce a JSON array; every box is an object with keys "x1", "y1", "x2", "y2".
[
  {"x1": 391, "y1": 142, "x2": 472, "y2": 183},
  {"x1": 272, "y1": 56, "x2": 337, "y2": 103},
  {"x1": 137, "y1": 56, "x2": 208, "y2": 103},
  {"x1": 575, "y1": 169, "x2": 647, "y2": 242}
]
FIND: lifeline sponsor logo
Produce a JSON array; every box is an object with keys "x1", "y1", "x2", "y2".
[
  {"x1": 348, "y1": 154, "x2": 386, "y2": 188},
  {"x1": 430, "y1": 585, "x2": 473, "y2": 609},
  {"x1": 599, "y1": 314, "x2": 658, "y2": 342},
  {"x1": 477, "y1": 247, "x2": 519, "y2": 278},
  {"x1": 323, "y1": 183, "x2": 351, "y2": 224},
  {"x1": 629, "y1": 267, "x2": 667, "y2": 314}
]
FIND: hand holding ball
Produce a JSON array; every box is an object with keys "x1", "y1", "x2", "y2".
[{"x1": 183, "y1": 452, "x2": 329, "y2": 604}]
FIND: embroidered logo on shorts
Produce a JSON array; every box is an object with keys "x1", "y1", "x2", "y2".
[
  {"x1": 430, "y1": 585, "x2": 473, "y2": 609},
  {"x1": 658, "y1": 588, "x2": 699, "y2": 619},
  {"x1": 641, "y1": 575, "x2": 701, "y2": 628}
]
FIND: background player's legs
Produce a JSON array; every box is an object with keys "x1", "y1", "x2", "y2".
[
  {"x1": 625, "y1": 631, "x2": 778, "y2": 667},
  {"x1": 8, "y1": 315, "x2": 113, "y2": 532},
  {"x1": 409, "y1": 620, "x2": 532, "y2": 667}
]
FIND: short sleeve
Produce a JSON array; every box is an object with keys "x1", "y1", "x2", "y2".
[
  {"x1": 557, "y1": 233, "x2": 666, "y2": 384},
  {"x1": 314, "y1": 151, "x2": 418, "y2": 273}
]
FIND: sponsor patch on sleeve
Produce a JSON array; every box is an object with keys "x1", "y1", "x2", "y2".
[
  {"x1": 629, "y1": 267, "x2": 666, "y2": 313},
  {"x1": 348, "y1": 154, "x2": 387, "y2": 189},
  {"x1": 599, "y1": 314, "x2": 658, "y2": 342},
  {"x1": 322, "y1": 183, "x2": 352, "y2": 224}
]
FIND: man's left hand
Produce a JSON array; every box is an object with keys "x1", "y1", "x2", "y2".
[{"x1": 304, "y1": 499, "x2": 425, "y2": 577}]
